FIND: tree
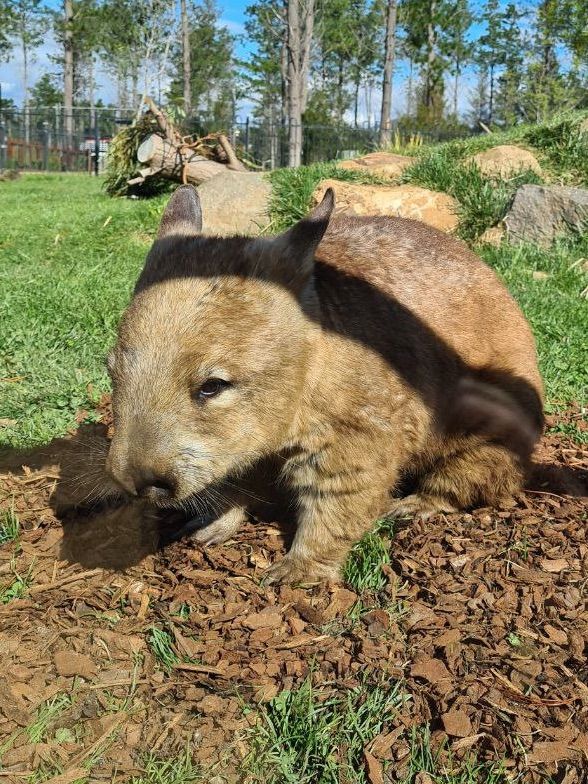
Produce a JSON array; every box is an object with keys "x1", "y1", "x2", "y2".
[
  {"x1": 401, "y1": 0, "x2": 454, "y2": 126},
  {"x1": 0, "y1": 1, "x2": 16, "y2": 62},
  {"x1": 378, "y1": 0, "x2": 397, "y2": 146},
  {"x1": 100, "y1": 0, "x2": 177, "y2": 112},
  {"x1": 168, "y1": 0, "x2": 235, "y2": 126},
  {"x1": 444, "y1": 0, "x2": 472, "y2": 119},
  {"x1": 63, "y1": 0, "x2": 74, "y2": 140},
  {"x1": 12, "y1": 0, "x2": 49, "y2": 139},
  {"x1": 493, "y1": 3, "x2": 525, "y2": 126},
  {"x1": 180, "y1": 0, "x2": 191, "y2": 114},
  {"x1": 476, "y1": 0, "x2": 502, "y2": 125},
  {"x1": 30, "y1": 73, "x2": 64, "y2": 106},
  {"x1": 285, "y1": 0, "x2": 315, "y2": 167}
]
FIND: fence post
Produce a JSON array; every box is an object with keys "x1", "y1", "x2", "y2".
[
  {"x1": 245, "y1": 116, "x2": 250, "y2": 157},
  {"x1": 0, "y1": 119, "x2": 6, "y2": 169},
  {"x1": 42, "y1": 122, "x2": 49, "y2": 170},
  {"x1": 93, "y1": 110, "x2": 100, "y2": 176}
]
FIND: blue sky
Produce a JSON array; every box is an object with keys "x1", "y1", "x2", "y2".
[{"x1": 0, "y1": 0, "x2": 530, "y2": 121}]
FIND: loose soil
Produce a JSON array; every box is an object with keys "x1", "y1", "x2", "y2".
[{"x1": 0, "y1": 402, "x2": 586, "y2": 783}]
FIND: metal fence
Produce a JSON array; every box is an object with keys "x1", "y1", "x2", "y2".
[
  {"x1": 0, "y1": 106, "x2": 469, "y2": 174},
  {"x1": 0, "y1": 107, "x2": 136, "y2": 173}
]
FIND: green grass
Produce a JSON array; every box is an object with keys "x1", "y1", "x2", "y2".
[
  {"x1": 0, "y1": 174, "x2": 168, "y2": 448},
  {"x1": 242, "y1": 675, "x2": 407, "y2": 784},
  {"x1": 402, "y1": 726, "x2": 510, "y2": 784},
  {"x1": 268, "y1": 161, "x2": 388, "y2": 232},
  {"x1": 479, "y1": 237, "x2": 588, "y2": 405},
  {"x1": 130, "y1": 751, "x2": 203, "y2": 784},
  {"x1": 0, "y1": 507, "x2": 20, "y2": 544},
  {"x1": 400, "y1": 146, "x2": 542, "y2": 242},
  {"x1": 343, "y1": 517, "x2": 394, "y2": 593},
  {"x1": 0, "y1": 561, "x2": 33, "y2": 603},
  {"x1": 147, "y1": 626, "x2": 179, "y2": 671}
]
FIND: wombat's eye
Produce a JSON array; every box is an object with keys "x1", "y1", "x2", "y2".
[{"x1": 196, "y1": 378, "x2": 231, "y2": 401}]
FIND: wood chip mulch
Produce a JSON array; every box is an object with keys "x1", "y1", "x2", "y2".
[{"x1": 0, "y1": 404, "x2": 586, "y2": 782}]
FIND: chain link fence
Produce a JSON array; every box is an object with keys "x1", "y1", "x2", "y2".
[{"x1": 0, "y1": 106, "x2": 468, "y2": 174}]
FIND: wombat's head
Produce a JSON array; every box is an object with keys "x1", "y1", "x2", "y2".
[{"x1": 105, "y1": 185, "x2": 334, "y2": 506}]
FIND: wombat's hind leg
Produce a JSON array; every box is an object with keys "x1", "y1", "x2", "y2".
[
  {"x1": 390, "y1": 442, "x2": 523, "y2": 521},
  {"x1": 190, "y1": 506, "x2": 246, "y2": 546}
]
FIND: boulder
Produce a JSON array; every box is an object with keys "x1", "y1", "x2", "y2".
[
  {"x1": 336, "y1": 152, "x2": 413, "y2": 181},
  {"x1": 312, "y1": 179, "x2": 459, "y2": 232},
  {"x1": 198, "y1": 171, "x2": 271, "y2": 236},
  {"x1": 467, "y1": 145, "x2": 542, "y2": 179},
  {"x1": 504, "y1": 184, "x2": 588, "y2": 247}
]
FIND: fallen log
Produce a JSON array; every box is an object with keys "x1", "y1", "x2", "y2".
[
  {"x1": 105, "y1": 98, "x2": 250, "y2": 196},
  {"x1": 136, "y1": 134, "x2": 229, "y2": 185}
]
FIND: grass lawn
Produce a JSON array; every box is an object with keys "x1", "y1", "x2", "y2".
[{"x1": 0, "y1": 175, "x2": 167, "y2": 447}]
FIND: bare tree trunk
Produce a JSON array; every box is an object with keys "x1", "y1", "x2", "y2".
[
  {"x1": 181, "y1": 0, "x2": 191, "y2": 115},
  {"x1": 406, "y1": 57, "x2": 413, "y2": 116},
  {"x1": 378, "y1": 0, "x2": 397, "y2": 147},
  {"x1": 22, "y1": 41, "x2": 30, "y2": 144},
  {"x1": 286, "y1": 0, "x2": 314, "y2": 168},
  {"x1": 64, "y1": 0, "x2": 74, "y2": 145},
  {"x1": 453, "y1": 56, "x2": 459, "y2": 118},
  {"x1": 424, "y1": 0, "x2": 436, "y2": 114},
  {"x1": 89, "y1": 54, "x2": 95, "y2": 127}
]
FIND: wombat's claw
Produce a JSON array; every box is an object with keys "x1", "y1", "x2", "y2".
[
  {"x1": 264, "y1": 555, "x2": 340, "y2": 585},
  {"x1": 388, "y1": 493, "x2": 457, "y2": 522},
  {"x1": 190, "y1": 507, "x2": 245, "y2": 546}
]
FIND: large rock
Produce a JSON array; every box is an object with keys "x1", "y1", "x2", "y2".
[
  {"x1": 505, "y1": 184, "x2": 588, "y2": 247},
  {"x1": 198, "y1": 171, "x2": 271, "y2": 236},
  {"x1": 312, "y1": 179, "x2": 459, "y2": 232},
  {"x1": 336, "y1": 152, "x2": 413, "y2": 181},
  {"x1": 467, "y1": 145, "x2": 542, "y2": 179}
]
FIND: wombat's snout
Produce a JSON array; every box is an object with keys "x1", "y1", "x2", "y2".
[{"x1": 106, "y1": 452, "x2": 177, "y2": 504}]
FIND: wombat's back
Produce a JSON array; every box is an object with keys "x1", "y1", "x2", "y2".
[
  {"x1": 313, "y1": 214, "x2": 543, "y2": 449},
  {"x1": 316, "y1": 215, "x2": 542, "y2": 393}
]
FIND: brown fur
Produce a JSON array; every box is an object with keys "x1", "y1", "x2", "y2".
[{"x1": 106, "y1": 186, "x2": 543, "y2": 583}]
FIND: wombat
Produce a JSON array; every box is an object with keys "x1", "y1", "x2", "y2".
[{"x1": 105, "y1": 185, "x2": 543, "y2": 583}]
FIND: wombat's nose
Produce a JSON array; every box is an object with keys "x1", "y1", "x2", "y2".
[{"x1": 135, "y1": 474, "x2": 175, "y2": 501}]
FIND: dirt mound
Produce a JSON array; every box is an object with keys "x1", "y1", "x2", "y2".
[{"x1": 0, "y1": 405, "x2": 586, "y2": 782}]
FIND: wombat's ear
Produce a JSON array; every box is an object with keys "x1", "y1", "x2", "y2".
[
  {"x1": 265, "y1": 187, "x2": 335, "y2": 290},
  {"x1": 157, "y1": 185, "x2": 202, "y2": 239}
]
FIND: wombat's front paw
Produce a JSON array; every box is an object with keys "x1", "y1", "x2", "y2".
[
  {"x1": 388, "y1": 493, "x2": 457, "y2": 522},
  {"x1": 264, "y1": 555, "x2": 341, "y2": 585},
  {"x1": 190, "y1": 507, "x2": 246, "y2": 546}
]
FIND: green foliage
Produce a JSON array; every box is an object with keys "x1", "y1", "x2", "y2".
[
  {"x1": 0, "y1": 563, "x2": 33, "y2": 603},
  {"x1": 522, "y1": 113, "x2": 588, "y2": 185},
  {"x1": 401, "y1": 144, "x2": 542, "y2": 241},
  {"x1": 168, "y1": 0, "x2": 235, "y2": 127},
  {"x1": 147, "y1": 626, "x2": 179, "y2": 671},
  {"x1": 0, "y1": 508, "x2": 20, "y2": 545},
  {"x1": 130, "y1": 751, "x2": 203, "y2": 784},
  {"x1": 103, "y1": 114, "x2": 172, "y2": 197},
  {"x1": 343, "y1": 518, "x2": 394, "y2": 593},
  {"x1": 243, "y1": 675, "x2": 406, "y2": 783},
  {"x1": 30, "y1": 72, "x2": 64, "y2": 107},
  {"x1": 268, "y1": 162, "x2": 387, "y2": 231},
  {"x1": 0, "y1": 175, "x2": 166, "y2": 448},
  {"x1": 402, "y1": 725, "x2": 510, "y2": 783}
]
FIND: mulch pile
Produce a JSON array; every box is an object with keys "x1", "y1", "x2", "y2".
[{"x1": 0, "y1": 403, "x2": 587, "y2": 783}]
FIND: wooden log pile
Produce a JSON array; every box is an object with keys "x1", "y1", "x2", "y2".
[{"x1": 107, "y1": 98, "x2": 250, "y2": 195}]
